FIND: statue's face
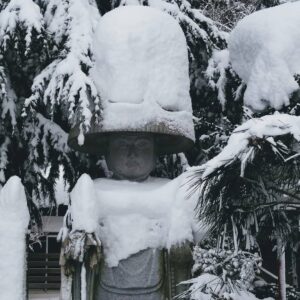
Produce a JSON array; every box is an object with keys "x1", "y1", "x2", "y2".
[{"x1": 105, "y1": 133, "x2": 156, "y2": 181}]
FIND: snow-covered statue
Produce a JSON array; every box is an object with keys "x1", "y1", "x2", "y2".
[{"x1": 63, "y1": 5, "x2": 198, "y2": 300}]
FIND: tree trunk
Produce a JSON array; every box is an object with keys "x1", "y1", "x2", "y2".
[{"x1": 277, "y1": 238, "x2": 286, "y2": 300}]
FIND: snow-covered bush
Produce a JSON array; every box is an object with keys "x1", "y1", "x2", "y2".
[{"x1": 177, "y1": 242, "x2": 263, "y2": 300}]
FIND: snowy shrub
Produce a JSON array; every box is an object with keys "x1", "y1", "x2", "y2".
[{"x1": 177, "y1": 243, "x2": 263, "y2": 300}]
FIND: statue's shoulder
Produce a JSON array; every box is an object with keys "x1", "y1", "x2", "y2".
[{"x1": 92, "y1": 176, "x2": 172, "y2": 190}]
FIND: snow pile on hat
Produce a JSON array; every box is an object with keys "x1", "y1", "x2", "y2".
[
  {"x1": 90, "y1": 6, "x2": 194, "y2": 141},
  {"x1": 68, "y1": 173, "x2": 199, "y2": 267},
  {"x1": 229, "y1": 2, "x2": 300, "y2": 111}
]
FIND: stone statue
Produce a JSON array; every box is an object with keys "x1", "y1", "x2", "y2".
[
  {"x1": 95, "y1": 133, "x2": 193, "y2": 300},
  {"x1": 64, "y1": 5, "x2": 198, "y2": 300}
]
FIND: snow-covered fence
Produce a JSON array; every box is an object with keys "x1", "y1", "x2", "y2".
[{"x1": 0, "y1": 176, "x2": 29, "y2": 300}]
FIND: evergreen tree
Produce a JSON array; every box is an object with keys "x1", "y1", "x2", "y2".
[{"x1": 0, "y1": 0, "x2": 227, "y2": 223}]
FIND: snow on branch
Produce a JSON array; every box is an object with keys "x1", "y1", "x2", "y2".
[
  {"x1": 149, "y1": 0, "x2": 208, "y2": 40},
  {"x1": 0, "y1": 0, "x2": 43, "y2": 51},
  {"x1": 36, "y1": 113, "x2": 70, "y2": 154},
  {"x1": 190, "y1": 114, "x2": 300, "y2": 179},
  {"x1": 205, "y1": 49, "x2": 230, "y2": 108},
  {"x1": 25, "y1": 0, "x2": 101, "y2": 140},
  {"x1": 146, "y1": 0, "x2": 224, "y2": 48},
  {"x1": 0, "y1": 137, "x2": 9, "y2": 183},
  {"x1": 0, "y1": 67, "x2": 16, "y2": 126},
  {"x1": 121, "y1": 0, "x2": 226, "y2": 53},
  {"x1": 21, "y1": 112, "x2": 70, "y2": 180},
  {"x1": 0, "y1": 176, "x2": 29, "y2": 300}
]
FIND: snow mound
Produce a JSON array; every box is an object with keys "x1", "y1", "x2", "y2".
[
  {"x1": 70, "y1": 174, "x2": 199, "y2": 267},
  {"x1": 0, "y1": 176, "x2": 29, "y2": 300},
  {"x1": 70, "y1": 174, "x2": 98, "y2": 233},
  {"x1": 190, "y1": 114, "x2": 300, "y2": 179},
  {"x1": 185, "y1": 274, "x2": 273, "y2": 300},
  {"x1": 229, "y1": 2, "x2": 300, "y2": 111},
  {"x1": 90, "y1": 6, "x2": 194, "y2": 141}
]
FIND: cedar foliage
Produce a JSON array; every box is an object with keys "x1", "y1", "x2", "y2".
[{"x1": 0, "y1": 0, "x2": 228, "y2": 221}]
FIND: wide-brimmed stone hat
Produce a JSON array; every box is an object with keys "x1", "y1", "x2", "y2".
[{"x1": 68, "y1": 6, "x2": 195, "y2": 155}]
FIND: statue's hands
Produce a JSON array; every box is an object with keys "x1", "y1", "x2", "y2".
[{"x1": 62, "y1": 230, "x2": 101, "y2": 263}]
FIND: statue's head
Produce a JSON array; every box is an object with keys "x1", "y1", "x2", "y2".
[{"x1": 105, "y1": 133, "x2": 156, "y2": 181}]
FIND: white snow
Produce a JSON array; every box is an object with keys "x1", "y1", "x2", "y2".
[
  {"x1": 90, "y1": 6, "x2": 194, "y2": 141},
  {"x1": 55, "y1": 165, "x2": 70, "y2": 206},
  {"x1": 0, "y1": 176, "x2": 29, "y2": 300},
  {"x1": 0, "y1": 71, "x2": 17, "y2": 127},
  {"x1": 70, "y1": 174, "x2": 99, "y2": 233},
  {"x1": 70, "y1": 173, "x2": 199, "y2": 267},
  {"x1": 183, "y1": 274, "x2": 274, "y2": 300},
  {"x1": 229, "y1": 2, "x2": 300, "y2": 111},
  {"x1": 0, "y1": 137, "x2": 9, "y2": 183},
  {"x1": 206, "y1": 49, "x2": 230, "y2": 108},
  {"x1": 0, "y1": 0, "x2": 43, "y2": 50},
  {"x1": 190, "y1": 113, "x2": 300, "y2": 179},
  {"x1": 25, "y1": 0, "x2": 101, "y2": 142}
]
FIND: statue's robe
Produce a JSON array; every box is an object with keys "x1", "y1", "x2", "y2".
[{"x1": 69, "y1": 176, "x2": 199, "y2": 300}]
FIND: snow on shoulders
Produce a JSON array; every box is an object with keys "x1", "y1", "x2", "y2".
[
  {"x1": 229, "y1": 2, "x2": 300, "y2": 111},
  {"x1": 190, "y1": 114, "x2": 300, "y2": 179},
  {"x1": 70, "y1": 174, "x2": 198, "y2": 267}
]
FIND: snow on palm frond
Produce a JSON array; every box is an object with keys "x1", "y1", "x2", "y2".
[
  {"x1": 25, "y1": 0, "x2": 102, "y2": 141},
  {"x1": 192, "y1": 114, "x2": 300, "y2": 179},
  {"x1": 189, "y1": 113, "x2": 300, "y2": 247}
]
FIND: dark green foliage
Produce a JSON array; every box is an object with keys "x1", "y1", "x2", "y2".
[{"x1": 192, "y1": 133, "x2": 300, "y2": 248}]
